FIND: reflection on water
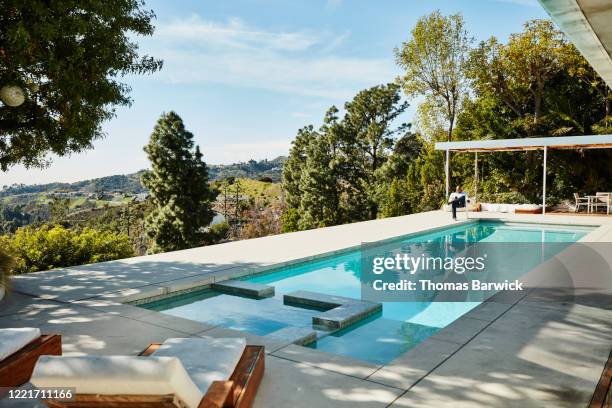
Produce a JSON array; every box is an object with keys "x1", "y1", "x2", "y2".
[{"x1": 140, "y1": 221, "x2": 592, "y2": 364}]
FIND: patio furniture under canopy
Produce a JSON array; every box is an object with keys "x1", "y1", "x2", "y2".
[{"x1": 435, "y1": 134, "x2": 612, "y2": 214}]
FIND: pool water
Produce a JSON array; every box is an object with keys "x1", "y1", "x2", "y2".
[{"x1": 139, "y1": 221, "x2": 593, "y2": 364}]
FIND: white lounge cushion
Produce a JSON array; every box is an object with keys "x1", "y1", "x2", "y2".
[
  {"x1": 31, "y1": 356, "x2": 203, "y2": 408},
  {"x1": 152, "y1": 337, "x2": 246, "y2": 393},
  {"x1": 442, "y1": 204, "x2": 468, "y2": 212},
  {"x1": 0, "y1": 328, "x2": 41, "y2": 361},
  {"x1": 515, "y1": 204, "x2": 541, "y2": 211}
]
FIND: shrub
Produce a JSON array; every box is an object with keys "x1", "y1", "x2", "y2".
[
  {"x1": 205, "y1": 222, "x2": 230, "y2": 244},
  {"x1": 280, "y1": 208, "x2": 300, "y2": 233},
  {"x1": 0, "y1": 225, "x2": 134, "y2": 274},
  {"x1": 479, "y1": 191, "x2": 530, "y2": 204},
  {"x1": 381, "y1": 178, "x2": 413, "y2": 218},
  {"x1": 0, "y1": 249, "x2": 15, "y2": 291}
]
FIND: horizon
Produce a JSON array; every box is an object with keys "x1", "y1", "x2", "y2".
[
  {"x1": 1, "y1": 155, "x2": 287, "y2": 188},
  {"x1": 1, "y1": 0, "x2": 547, "y2": 185}
]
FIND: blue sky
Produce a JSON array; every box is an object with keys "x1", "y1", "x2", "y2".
[{"x1": 3, "y1": 0, "x2": 547, "y2": 185}]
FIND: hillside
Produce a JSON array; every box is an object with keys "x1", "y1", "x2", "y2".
[{"x1": 0, "y1": 156, "x2": 287, "y2": 197}]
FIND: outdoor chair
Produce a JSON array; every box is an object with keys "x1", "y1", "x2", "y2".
[
  {"x1": 31, "y1": 337, "x2": 264, "y2": 408},
  {"x1": 0, "y1": 328, "x2": 62, "y2": 390},
  {"x1": 594, "y1": 192, "x2": 611, "y2": 215},
  {"x1": 573, "y1": 193, "x2": 589, "y2": 213},
  {"x1": 591, "y1": 192, "x2": 610, "y2": 214}
]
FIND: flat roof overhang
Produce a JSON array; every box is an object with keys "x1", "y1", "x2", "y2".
[
  {"x1": 539, "y1": 0, "x2": 612, "y2": 88},
  {"x1": 434, "y1": 134, "x2": 612, "y2": 152}
]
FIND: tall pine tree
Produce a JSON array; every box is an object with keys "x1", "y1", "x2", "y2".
[
  {"x1": 343, "y1": 83, "x2": 410, "y2": 219},
  {"x1": 282, "y1": 125, "x2": 317, "y2": 209},
  {"x1": 298, "y1": 134, "x2": 337, "y2": 229},
  {"x1": 142, "y1": 112, "x2": 215, "y2": 253}
]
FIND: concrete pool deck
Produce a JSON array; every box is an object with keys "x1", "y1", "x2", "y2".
[{"x1": 2, "y1": 210, "x2": 612, "y2": 407}]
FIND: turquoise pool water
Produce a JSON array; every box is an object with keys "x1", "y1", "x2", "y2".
[{"x1": 140, "y1": 221, "x2": 593, "y2": 364}]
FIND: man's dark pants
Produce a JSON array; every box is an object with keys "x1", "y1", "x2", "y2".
[{"x1": 451, "y1": 196, "x2": 466, "y2": 219}]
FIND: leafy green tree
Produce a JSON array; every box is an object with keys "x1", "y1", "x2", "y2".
[
  {"x1": 459, "y1": 19, "x2": 612, "y2": 202},
  {"x1": 0, "y1": 225, "x2": 133, "y2": 273},
  {"x1": 0, "y1": 0, "x2": 162, "y2": 170},
  {"x1": 141, "y1": 112, "x2": 215, "y2": 253},
  {"x1": 381, "y1": 178, "x2": 412, "y2": 218},
  {"x1": 379, "y1": 131, "x2": 422, "y2": 181},
  {"x1": 343, "y1": 83, "x2": 409, "y2": 219},
  {"x1": 467, "y1": 20, "x2": 576, "y2": 130},
  {"x1": 404, "y1": 143, "x2": 447, "y2": 212},
  {"x1": 396, "y1": 10, "x2": 471, "y2": 142},
  {"x1": 282, "y1": 85, "x2": 409, "y2": 226}
]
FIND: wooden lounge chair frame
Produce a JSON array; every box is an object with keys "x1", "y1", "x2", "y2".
[
  {"x1": 514, "y1": 207, "x2": 543, "y2": 214},
  {"x1": 0, "y1": 334, "x2": 62, "y2": 390},
  {"x1": 43, "y1": 344, "x2": 265, "y2": 408}
]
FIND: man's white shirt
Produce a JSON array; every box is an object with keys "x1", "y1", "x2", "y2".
[{"x1": 448, "y1": 192, "x2": 466, "y2": 202}]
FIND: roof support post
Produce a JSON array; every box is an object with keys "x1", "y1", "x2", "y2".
[
  {"x1": 445, "y1": 149, "x2": 450, "y2": 200},
  {"x1": 542, "y1": 146, "x2": 547, "y2": 215},
  {"x1": 474, "y1": 152, "x2": 478, "y2": 203}
]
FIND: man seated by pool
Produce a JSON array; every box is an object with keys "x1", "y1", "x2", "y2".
[{"x1": 448, "y1": 185, "x2": 466, "y2": 221}]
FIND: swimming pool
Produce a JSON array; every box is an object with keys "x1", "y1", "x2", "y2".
[{"x1": 138, "y1": 220, "x2": 593, "y2": 364}]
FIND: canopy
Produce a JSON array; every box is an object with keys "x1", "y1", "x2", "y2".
[
  {"x1": 434, "y1": 135, "x2": 612, "y2": 214},
  {"x1": 434, "y1": 134, "x2": 612, "y2": 152}
]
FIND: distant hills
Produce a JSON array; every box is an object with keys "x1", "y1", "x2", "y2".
[
  {"x1": 0, "y1": 156, "x2": 286, "y2": 197},
  {"x1": 208, "y1": 156, "x2": 286, "y2": 182}
]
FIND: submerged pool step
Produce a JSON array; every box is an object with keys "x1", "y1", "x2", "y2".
[
  {"x1": 314, "y1": 302, "x2": 381, "y2": 330},
  {"x1": 212, "y1": 280, "x2": 274, "y2": 298},
  {"x1": 284, "y1": 291, "x2": 352, "y2": 310},
  {"x1": 265, "y1": 326, "x2": 317, "y2": 346},
  {"x1": 284, "y1": 290, "x2": 382, "y2": 330}
]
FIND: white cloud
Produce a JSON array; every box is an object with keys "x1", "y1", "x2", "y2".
[
  {"x1": 142, "y1": 15, "x2": 397, "y2": 100},
  {"x1": 156, "y1": 15, "x2": 320, "y2": 52}
]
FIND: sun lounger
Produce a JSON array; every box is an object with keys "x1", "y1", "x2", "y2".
[
  {"x1": 30, "y1": 337, "x2": 264, "y2": 408},
  {"x1": 0, "y1": 328, "x2": 62, "y2": 389}
]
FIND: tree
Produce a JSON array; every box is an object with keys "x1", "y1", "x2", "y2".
[
  {"x1": 0, "y1": 248, "x2": 14, "y2": 291},
  {"x1": 0, "y1": 0, "x2": 162, "y2": 170},
  {"x1": 396, "y1": 10, "x2": 471, "y2": 142},
  {"x1": 457, "y1": 19, "x2": 612, "y2": 203},
  {"x1": 49, "y1": 197, "x2": 70, "y2": 224},
  {"x1": 297, "y1": 107, "x2": 346, "y2": 229},
  {"x1": 467, "y1": 20, "x2": 573, "y2": 129},
  {"x1": 280, "y1": 208, "x2": 300, "y2": 233},
  {"x1": 298, "y1": 134, "x2": 338, "y2": 229},
  {"x1": 343, "y1": 83, "x2": 409, "y2": 218},
  {"x1": 282, "y1": 85, "x2": 409, "y2": 226},
  {"x1": 141, "y1": 112, "x2": 215, "y2": 253},
  {"x1": 379, "y1": 130, "x2": 422, "y2": 181},
  {"x1": 381, "y1": 178, "x2": 412, "y2": 218},
  {"x1": 282, "y1": 125, "x2": 317, "y2": 209}
]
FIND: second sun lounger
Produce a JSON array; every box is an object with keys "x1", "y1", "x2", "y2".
[
  {"x1": 0, "y1": 328, "x2": 62, "y2": 389},
  {"x1": 30, "y1": 337, "x2": 264, "y2": 408}
]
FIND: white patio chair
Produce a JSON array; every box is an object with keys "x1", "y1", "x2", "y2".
[
  {"x1": 595, "y1": 192, "x2": 611, "y2": 215},
  {"x1": 573, "y1": 193, "x2": 589, "y2": 213},
  {"x1": 596, "y1": 192, "x2": 612, "y2": 215}
]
